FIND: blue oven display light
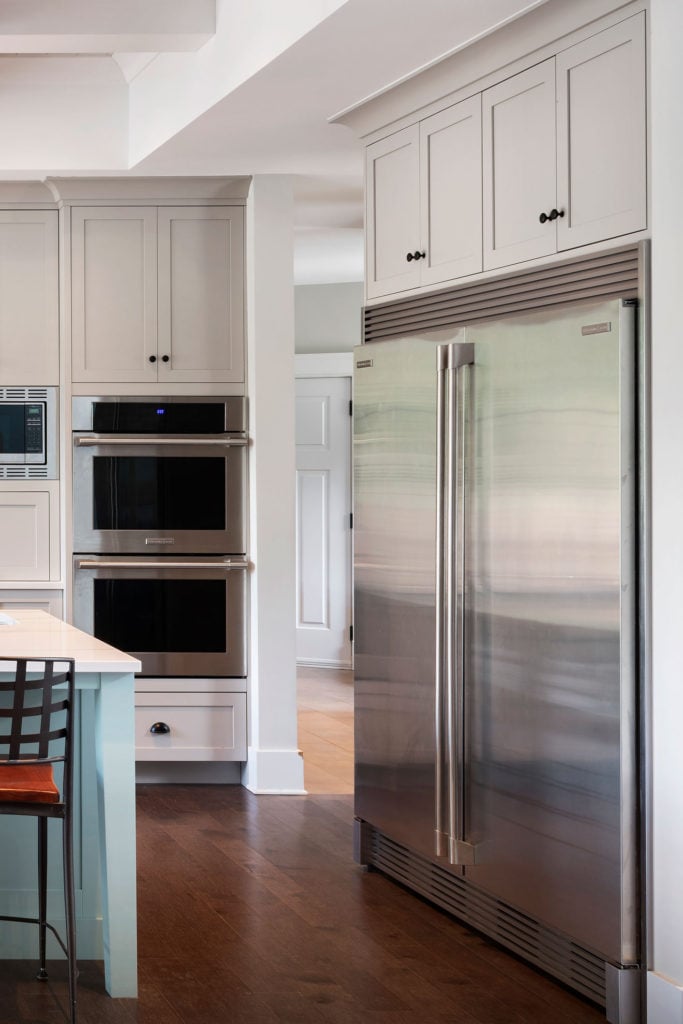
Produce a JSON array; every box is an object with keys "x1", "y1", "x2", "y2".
[{"x1": 156, "y1": 408, "x2": 165, "y2": 415}]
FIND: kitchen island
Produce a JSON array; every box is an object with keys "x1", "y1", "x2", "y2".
[{"x1": 0, "y1": 609, "x2": 140, "y2": 997}]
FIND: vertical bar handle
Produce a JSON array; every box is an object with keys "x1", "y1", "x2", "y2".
[
  {"x1": 434, "y1": 347, "x2": 448, "y2": 858},
  {"x1": 448, "y1": 345, "x2": 477, "y2": 868}
]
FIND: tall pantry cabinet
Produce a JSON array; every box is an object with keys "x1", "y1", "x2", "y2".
[{"x1": 0, "y1": 202, "x2": 60, "y2": 598}]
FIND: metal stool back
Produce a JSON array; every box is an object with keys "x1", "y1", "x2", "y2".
[{"x1": 0, "y1": 657, "x2": 77, "y2": 1023}]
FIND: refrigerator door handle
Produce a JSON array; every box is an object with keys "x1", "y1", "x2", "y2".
[
  {"x1": 448, "y1": 346, "x2": 478, "y2": 868},
  {"x1": 436, "y1": 343, "x2": 476, "y2": 864},
  {"x1": 434, "y1": 346, "x2": 448, "y2": 858}
]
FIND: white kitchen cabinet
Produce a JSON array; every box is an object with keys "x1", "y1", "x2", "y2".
[
  {"x1": 366, "y1": 125, "x2": 421, "y2": 299},
  {"x1": 556, "y1": 12, "x2": 646, "y2": 250},
  {"x1": 71, "y1": 205, "x2": 245, "y2": 384},
  {"x1": 0, "y1": 488, "x2": 54, "y2": 581},
  {"x1": 484, "y1": 15, "x2": 647, "y2": 271},
  {"x1": 0, "y1": 211, "x2": 59, "y2": 385},
  {"x1": 134, "y1": 691, "x2": 247, "y2": 761},
  {"x1": 483, "y1": 59, "x2": 558, "y2": 271},
  {"x1": 366, "y1": 96, "x2": 483, "y2": 299},
  {"x1": 71, "y1": 207, "x2": 158, "y2": 383},
  {"x1": 157, "y1": 207, "x2": 245, "y2": 384},
  {"x1": 419, "y1": 96, "x2": 483, "y2": 287}
]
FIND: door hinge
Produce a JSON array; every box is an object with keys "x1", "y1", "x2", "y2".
[
  {"x1": 349, "y1": 399, "x2": 353, "y2": 416},
  {"x1": 349, "y1": 512, "x2": 353, "y2": 529},
  {"x1": 349, "y1": 624, "x2": 354, "y2": 642}
]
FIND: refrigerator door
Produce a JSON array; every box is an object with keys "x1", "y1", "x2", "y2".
[
  {"x1": 354, "y1": 332, "x2": 463, "y2": 860},
  {"x1": 462, "y1": 299, "x2": 637, "y2": 963}
]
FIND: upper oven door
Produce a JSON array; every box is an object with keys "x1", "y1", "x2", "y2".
[{"x1": 73, "y1": 435, "x2": 246, "y2": 554}]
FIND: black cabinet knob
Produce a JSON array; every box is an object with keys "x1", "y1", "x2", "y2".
[
  {"x1": 540, "y1": 208, "x2": 565, "y2": 224},
  {"x1": 406, "y1": 250, "x2": 426, "y2": 262},
  {"x1": 161, "y1": 355, "x2": 170, "y2": 363},
  {"x1": 149, "y1": 355, "x2": 157, "y2": 363},
  {"x1": 150, "y1": 722, "x2": 171, "y2": 735}
]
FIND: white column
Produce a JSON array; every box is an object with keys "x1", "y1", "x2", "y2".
[
  {"x1": 242, "y1": 175, "x2": 305, "y2": 794},
  {"x1": 649, "y1": 1, "x2": 683, "y2": 1018}
]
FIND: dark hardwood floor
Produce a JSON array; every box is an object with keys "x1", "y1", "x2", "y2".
[{"x1": 0, "y1": 785, "x2": 606, "y2": 1024}]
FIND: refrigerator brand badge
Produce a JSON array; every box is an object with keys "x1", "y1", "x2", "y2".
[
  {"x1": 356, "y1": 359, "x2": 374, "y2": 369},
  {"x1": 581, "y1": 322, "x2": 612, "y2": 336}
]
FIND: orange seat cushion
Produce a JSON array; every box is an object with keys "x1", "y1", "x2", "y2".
[{"x1": 0, "y1": 764, "x2": 60, "y2": 804}]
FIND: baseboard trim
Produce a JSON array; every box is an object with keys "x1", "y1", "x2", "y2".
[{"x1": 242, "y1": 745, "x2": 306, "y2": 794}]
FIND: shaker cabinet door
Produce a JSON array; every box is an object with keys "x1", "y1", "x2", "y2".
[
  {"x1": 366, "y1": 125, "x2": 421, "y2": 299},
  {"x1": 0, "y1": 211, "x2": 58, "y2": 385},
  {"x1": 556, "y1": 12, "x2": 647, "y2": 251},
  {"x1": 71, "y1": 207, "x2": 158, "y2": 383},
  {"x1": 419, "y1": 95, "x2": 482, "y2": 287},
  {"x1": 157, "y1": 206, "x2": 245, "y2": 384},
  {"x1": 483, "y1": 59, "x2": 557, "y2": 271}
]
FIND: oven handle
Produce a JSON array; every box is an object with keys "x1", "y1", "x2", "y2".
[
  {"x1": 75, "y1": 436, "x2": 248, "y2": 447},
  {"x1": 76, "y1": 559, "x2": 249, "y2": 571}
]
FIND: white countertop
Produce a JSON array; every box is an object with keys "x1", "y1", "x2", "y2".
[{"x1": 0, "y1": 609, "x2": 141, "y2": 674}]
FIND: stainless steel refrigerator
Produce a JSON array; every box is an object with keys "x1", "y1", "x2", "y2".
[{"x1": 353, "y1": 298, "x2": 641, "y2": 1023}]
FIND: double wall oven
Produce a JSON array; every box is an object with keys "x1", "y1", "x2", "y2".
[{"x1": 72, "y1": 396, "x2": 248, "y2": 677}]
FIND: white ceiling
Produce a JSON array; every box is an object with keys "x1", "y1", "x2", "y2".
[{"x1": 0, "y1": 0, "x2": 548, "y2": 282}]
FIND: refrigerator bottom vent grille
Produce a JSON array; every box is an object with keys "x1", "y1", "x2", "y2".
[{"x1": 365, "y1": 826, "x2": 607, "y2": 1007}]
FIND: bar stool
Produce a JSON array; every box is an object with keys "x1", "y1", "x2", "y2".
[{"x1": 0, "y1": 657, "x2": 77, "y2": 1023}]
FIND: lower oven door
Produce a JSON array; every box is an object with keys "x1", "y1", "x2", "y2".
[{"x1": 73, "y1": 556, "x2": 247, "y2": 677}]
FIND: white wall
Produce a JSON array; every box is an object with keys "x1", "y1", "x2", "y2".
[
  {"x1": 649, "y1": 0, "x2": 683, "y2": 1016},
  {"x1": 295, "y1": 282, "x2": 363, "y2": 353}
]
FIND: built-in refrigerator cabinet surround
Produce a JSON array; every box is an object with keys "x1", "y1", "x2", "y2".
[{"x1": 353, "y1": 298, "x2": 640, "y2": 1021}]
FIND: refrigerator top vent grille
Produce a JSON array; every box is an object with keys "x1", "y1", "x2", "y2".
[
  {"x1": 363, "y1": 243, "x2": 641, "y2": 343},
  {"x1": 364, "y1": 825, "x2": 608, "y2": 1007}
]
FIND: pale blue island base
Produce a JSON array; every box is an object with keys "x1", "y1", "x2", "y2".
[{"x1": 0, "y1": 609, "x2": 141, "y2": 998}]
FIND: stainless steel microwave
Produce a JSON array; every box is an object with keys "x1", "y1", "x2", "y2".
[{"x1": 0, "y1": 387, "x2": 58, "y2": 478}]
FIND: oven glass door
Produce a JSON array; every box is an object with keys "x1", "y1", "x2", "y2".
[
  {"x1": 73, "y1": 556, "x2": 247, "y2": 677},
  {"x1": 73, "y1": 438, "x2": 246, "y2": 554}
]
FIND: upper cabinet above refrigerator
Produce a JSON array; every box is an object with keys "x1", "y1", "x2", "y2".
[
  {"x1": 365, "y1": 96, "x2": 483, "y2": 300},
  {"x1": 484, "y1": 13, "x2": 647, "y2": 270},
  {"x1": 360, "y1": 8, "x2": 647, "y2": 298}
]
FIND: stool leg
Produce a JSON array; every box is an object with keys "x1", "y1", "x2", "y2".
[
  {"x1": 37, "y1": 817, "x2": 48, "y2": 981},
  {"x1": 63, "y1": 810, "x2": 77, "y2": 1023}
]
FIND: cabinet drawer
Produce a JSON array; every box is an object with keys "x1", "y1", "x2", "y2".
[{"x1": 135, "y1": 692, "x2": 246, "y2": 762}]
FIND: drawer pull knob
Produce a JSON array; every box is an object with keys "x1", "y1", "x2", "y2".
[
  {"x1": 148, "y1": 355, "x2": 157, "y2": 363},
  {"x1": 150, "y1": 721, "x2": 171, "y2": 735},
  {"x1": 161, "y1": 355, "x2": 170, "y2": 363}
]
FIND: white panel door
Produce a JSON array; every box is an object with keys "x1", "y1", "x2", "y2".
[
  {"x1": 295, "y1": 376, "x2": 352, "y2": 668},
  {"x1": 0, "y1": 211, "x2": 59, "y2": 385},
  {"x1": 420, "y1": 95, "x2": 483, "y2": 287},
  {"x1": 71, "y1": 207, "x2": 158, "y2": 383},
  {"x1": 366, "y1": 125, "x2": 421, "y2": 299},
  {"x1": 556, "y1": 12, "x2": 647, "y2": 250},
  {"x1": 483, "y1": 58, "x2": 558, "y2": 270},
  {"x1": 157, "y1": 206, "x2": 245, "y2": 383}
]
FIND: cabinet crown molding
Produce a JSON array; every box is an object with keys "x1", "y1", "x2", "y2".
[
  {"x1": 331, "y1": 0, "x2": 646, "y2": 142},
  {"x1": 45, "y1": 176, "x2": 252, "y2": 204},
  {"x1": 0, "y1": 181, "x2": 55, "y2": 205}
]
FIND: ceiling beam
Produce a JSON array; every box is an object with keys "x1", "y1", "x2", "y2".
[{"x1": 0, "y1": 0, "x2": 215, "y2": 53}]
